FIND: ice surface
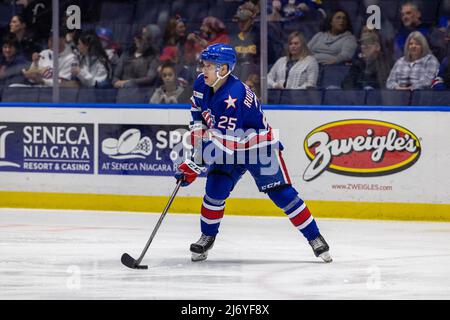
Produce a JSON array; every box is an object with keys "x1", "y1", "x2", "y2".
[{"x1": 1, "y1": 209, "x2": 449, "y2": 299}]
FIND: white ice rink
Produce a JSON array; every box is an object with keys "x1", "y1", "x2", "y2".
[{"x1": 1, "y1": 208, "x2": 449, "y2": 300}]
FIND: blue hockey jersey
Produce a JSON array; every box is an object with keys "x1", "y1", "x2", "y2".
[{"x1": 190, "y1": 73, "x2": 278, "y2": 154}]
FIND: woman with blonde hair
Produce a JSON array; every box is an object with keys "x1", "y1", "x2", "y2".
[
  {"x1": 267, "y1": 31, "x2": 319, "y2": 89},
  {"x1": 386, "y1": 31, "x2": 440, "y2": 90}
]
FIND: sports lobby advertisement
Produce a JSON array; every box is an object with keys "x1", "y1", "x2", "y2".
[{"x1": 98, "y1": 124, "x2": 189, "y2": 176}]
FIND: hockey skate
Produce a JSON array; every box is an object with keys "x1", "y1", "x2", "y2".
[
  {"x1": 309, "y1": 234, "x2": 332, "y2": 263},
  {"x1": 190, "y1": 234, "x2": 215, "y2": 262}
]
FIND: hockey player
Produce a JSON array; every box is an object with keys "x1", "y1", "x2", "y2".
[{"x1": 175, "y1": 43, "x2": 332, "y2": 263}]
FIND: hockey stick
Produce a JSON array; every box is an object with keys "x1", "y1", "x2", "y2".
[{"x1": 121, "y1": 179, "x2": 183, "y2": 269}]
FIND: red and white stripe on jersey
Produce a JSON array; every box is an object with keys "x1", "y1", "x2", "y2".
[
  {"x1": 287, "y1": 203, "x2": 313, "y2": 230},
  {"x1": 190, "y1": 96, "x2": 201, "y2": 112},
  {"x1": 200, "y1": 201, "x2": 225, "y2": 225},
  {"x1": 276, "y1": 150, "x2": 292, "y2": 185},
  {"x1": 209, "y1": 127, "x2": 278, "y2": 154}
]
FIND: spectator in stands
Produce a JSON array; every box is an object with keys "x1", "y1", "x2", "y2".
[
  {"x1": 9, "y1": 14, "x2": 41, "y2": 61},
  {"x1": 112, "y1": 27, "x2": 160, "y2": 89},
  {"x1": 387, "y1": 31, "x2": 440, "y2": 91},
  {"x1": 185, "y1": 16, "x2": 230, "y2": 63},
  {"x1": 230, "y1": 1, "x2": 260, "y2": 81},
  {"x1": 267, "y1": 31, "x2": 319, "y2": 89},
  {"x1": 307, "y1": 9, "x2": 357, "y2": 65},
  {"x1": 0, "y1": 35, "x2": 28, "y2": 86},
  {"x1": 268, "y1": 0, "x2": 326, "y2": 22},
  {"x1": 393, "y1": 2, "x2": 431, "y2": 60},
  {"x1": 96, "y1": 27, "x2": 121, "y2": 67},
  {"x1": 163, "y1": 15, "x2": 197, "y2": 66},
  {"x1": 159, "y1": 45, "x2": 195, "y2": 87},
  {"x1": 22, "y1": 31, "x2": 77, "y2": 87},
  {"x1": 432, "y1": 52, "x2": 450, "y2": 90},
  {"x1": 150, "y1": 62, "x2": 190, "y2": 104},
  {"x1": 429, "y1": 16, "x2": 450, "y2": 62},
  {"x1": 71, "y1": 31, "x2": 112, "y2": 88},
  {"x1": 342, "y1": 32, "x2": 393, "y2": 90},
  {"x1": 17, "y1": 0, "x2": 51, "y2": 45}
]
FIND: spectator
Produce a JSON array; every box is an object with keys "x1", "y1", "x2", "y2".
[
  {"x1": 386, "y1": 31, "x2": 440, "y2": 91},
  {"x1": 0, "y1": 35, "x2": 28, "y2": 86},
  {"x1": 9, "y1": 14, "x2": 41, "y2": 61},
  {"x1": 96, "y1": 27, "x2": 121, "y2": 67},
  {"x1": 342, "y1": 32, "x2": 393, "y2": 90},
  {"x1": 230, "y1": 1, "x2": 260, "y2": 80},
  {"x1": 307, "y1": 9, "x2": 357, "y2": 65},
  {"x1": 429, "y1": 16, "x2": 450, "y2": 62},
  {"x1": 268, "y1": 0, "x2": 326, "y2": 22},
  {"x1": 17, "y1": 0, "x2": 52, "y2": 45},
  {"x1": 162, "y1": 15, "x2": 196, "y2": 66},
  {"x1": 150, "y1": 62, "x2": 190, "y2": 104},
  {"x1": 393, "y1": 2, "x2": 431, "y2": 60},
  {"x1": 267, "y1": 31, "x2": 319, "y2": 89},
  {"x1": 71, "y1": 31, "x2": 112, "y2": 88},
  {"x1": 22, "y1": 31, "x2": 77, "y2": 87},
  {"x1": 432, "y1": 53, "x2": 450, "y2": 90},
  {"x1": 185, "y1": 16, "x2": 230, "y2": 64},
  {"x1": 112, "y1": 27, "x2": 160, "y2": 89},
  {"x1": 159, "y1": 45, "x2": 195, "y2": 86}
]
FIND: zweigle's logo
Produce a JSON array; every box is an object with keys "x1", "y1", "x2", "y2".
[{"x1": 303, "y1": 119, "x2": 421, "y2": 181}]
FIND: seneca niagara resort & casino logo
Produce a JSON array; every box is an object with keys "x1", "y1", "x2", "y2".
[{"x1": 303, "y1": 119, "x2": 421, "y2": 181}]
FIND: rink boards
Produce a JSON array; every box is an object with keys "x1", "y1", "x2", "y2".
[{"x1": 0, "y1": 103, "x2": 449, "y2": 221}]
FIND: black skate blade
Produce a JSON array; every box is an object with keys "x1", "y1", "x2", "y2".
[{"x1": 121, "y1": 253, "x2": 148, "y2": 269}]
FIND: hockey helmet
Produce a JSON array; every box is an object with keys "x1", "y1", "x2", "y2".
[{"x1": 200, "y1": 43, "x2": 237, "y2": 72}]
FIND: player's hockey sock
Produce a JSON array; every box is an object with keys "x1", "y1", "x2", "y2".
[
  {"x1": 268, "y1": 186, "x2": 320, "y2": 241},
  {"x1": 200, "y1": 195, "x2": 225, "y2": 237}
]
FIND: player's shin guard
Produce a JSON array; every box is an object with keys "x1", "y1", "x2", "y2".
[{"x1": 267, "y1": 186, "x2": 320, "y2": 241}]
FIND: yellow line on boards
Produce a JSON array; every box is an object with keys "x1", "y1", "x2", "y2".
[{"x1": 1, "y1": 191, "x2": 450, "y2": 222}]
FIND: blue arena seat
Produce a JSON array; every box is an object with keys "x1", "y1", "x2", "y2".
[
  {"x1": 38, "y1": 88, "x2": 79, "y2": 103},
  {"x1": 366, "y1": 89, "x2": 411, "y2": 106},
  {"x1": 172, "y1": 0, "x2": 210, "y2": 23},
  {"x1": 0, "y1": 3, "x2": 13, "y2": 26},
  {"x1": 267, "y1": 89, "x2": 282, "y2": 104},
  {"x1": 77, "y1": 88, "x2": 118, "y2": 104},
  {"x1": 0, "y1": 86, "x2": 4, "y2": 102},
  {"x1": 116, "y1": 87, "x2": 154, "y2": 104},
  {"x1": 279, "y1": 89, "x2": 323, "y2": 105},
  {"x1": 134, "y1": 1, "x2": 171, "y2": 25},
  {"x1": 209, "y1": 0, "x2": 242, "y2": 22},
  {"x1": 320, "y1": 65, "x2": 351, "y2": 89},
  {"x1": 1, "y1": 87, "x2": 40, "y2": 103},
  {"x1": 410, "y1": 90, "x2": 450, "y2": 107},
  {"x1": 100, "y1": 2, "x2": 135, "y2": 24},
  {"x1": 323, "y1": 89, "x2": 366, "y2": 105}
]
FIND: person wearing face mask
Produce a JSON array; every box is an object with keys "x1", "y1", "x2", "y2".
[
  {"x1": 267, "y1": 31, "x2": 318, "y2": 89},
  {"x1": 112, "y1": 26, "x2": 160, "y2": 89},
  {"x1": 387, "y1": 31, "x2": 439, "y2": 91},
  {"x1": 341, "y1": 32, "x2": 393, "y2": 90},
  {"x1": 307, "y1": 9, "x2": 357, "y2": 65},
  {"x1": 149, "y1": 62, "x2": 189, "y2": 104}
]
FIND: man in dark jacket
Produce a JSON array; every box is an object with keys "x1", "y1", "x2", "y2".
[{"x1": 341, "y1": 32, "x2": 393, "y2": 90}]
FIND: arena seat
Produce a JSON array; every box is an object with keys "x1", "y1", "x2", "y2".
[
  {"x1": 38, "y1": 88, "x2": 79, "y2": 103},
  {"x1": 134, "y1": 1, "x2": 171, "y2": 25},
  {"x1": 366, "y1": 89, "x2": 411, "y2": 106},
  {"x1": 411, "y1": 90, "x2": 450, "y2": 106},
  {"x1": 77, "y1": 88, "x2": 117, "y2": 104},
  {"x1": 116, "y1": 87, "x2": 154, "y2": 104},
  {"x1": 100, "y1": 1, "x2": 135, "y2": 24},
  {"x1": 1, "y1": 87, "x2": 40, "y2": 103},
  {"x1": 323, "y1": 89, "x2": 366, "y2": 105},
  {"x1": 172, "y1": 0, "x2": 210, "y2": 23},
  {"x1": 0, "y1": 86, "x2": 4, "y2": 102},
  {"x1": 279, "y1": 89, "x2": 323, "y2": 105},
  {"x1": 267, "y1": 89, "x2": 282, "y2": 104},
  {"x1": 320, "y1": 65, "x2": 351, "y2": 89}
]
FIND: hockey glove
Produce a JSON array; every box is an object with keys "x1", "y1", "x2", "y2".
[{"x1": 175, "y1": 159, "x2": 206, "y2": 187}]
